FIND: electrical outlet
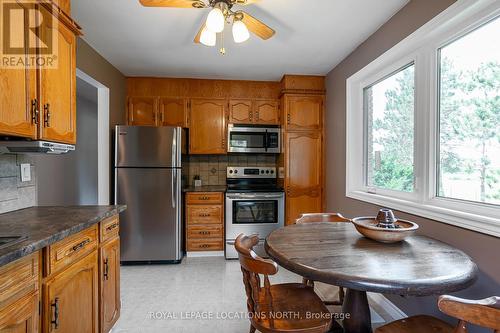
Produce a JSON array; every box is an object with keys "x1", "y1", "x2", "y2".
[
  {"x1": 278, "y1": 167, "x2": 285, "y2": 179},
  {"x1": 20, "y1": 163, "x2": 31, "y2": 182}
]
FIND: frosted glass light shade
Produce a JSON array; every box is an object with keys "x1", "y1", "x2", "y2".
[
  {"x1": 232, "y1": 20, "x2": 250, "y2": 43},
  {"x1": 206, "y1": 8, "x2": 225, "y2": 33},
  {"x1": 200, "y1": 26, "x2": 216, "y2": 46}
]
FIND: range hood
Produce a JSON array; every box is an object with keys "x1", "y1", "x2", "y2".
[{"x1": 0, "y1": 141, "x2": 75, "y2": 154}]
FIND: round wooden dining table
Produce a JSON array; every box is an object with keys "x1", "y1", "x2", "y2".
[{"x1": 265, "y1": 222, "x2": 478, "y2": 333}]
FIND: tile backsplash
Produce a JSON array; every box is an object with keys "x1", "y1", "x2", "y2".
[
  {"x1": 188, "y1": 154, "x2": 277, "y2": 186},
  {"x1": 0, "y1": 154, "x2": 36, "y2": 214}
]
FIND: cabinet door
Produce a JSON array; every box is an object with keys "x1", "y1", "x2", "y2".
[
  {"x1": 100, "y1": 238, "x2": 120, "y2": 333},
  {"x1": 285, "y1": 131, "x2": 323, "y2": 225},
  {"x1": 128, "y1": 97, "x2": 157, "y2": 126},
  {"x1": 254, "y1": 100, "x2": 279, "y2": 125},
  {"x1": 228, "y1": 99, "x2": 253, "y2": 124},
  {"x1": 39, "y1": 8, "x2": 76, "y2": 144},
  {"x1": 284, "y1": 95, "x2": 323, "y2": 131},
  {"x1": 158, "y1": 98, "x2": 187, "y2": 127},
  {"x1": 0, "y1": 292, "x2": 38, "y2": 333},
  {"x1": 0, "y1": 2, "x2": 37, "y2": 139},
  {"x1": 189, "y1": 99, "x2": 227, "y2": 154},
  {"x1": 43, "y1": 252, "x2": 98, "y2": 333}
]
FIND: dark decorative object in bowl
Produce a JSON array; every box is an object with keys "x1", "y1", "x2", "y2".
[{"x1": 352, "y1": 209, "x2": 419, "y2": 243}]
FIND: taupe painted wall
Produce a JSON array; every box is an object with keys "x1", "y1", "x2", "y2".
[
  {"x1": 325, "y1": 0, "x2": 499, "y2": 331},
  {"x1": 76, "y1": 38, "x2": 126, "y2": 129}
]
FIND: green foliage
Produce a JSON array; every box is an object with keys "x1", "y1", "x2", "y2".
[{"x1": 373, "y1": 155, "x2": 414, "y2": 192}]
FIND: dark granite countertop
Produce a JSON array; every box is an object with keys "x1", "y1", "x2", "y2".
[
  {"x1": 183, "y1": 186, "x2": 227, "y2": 193},
  {"x1": 0, "y1": 205, "x2": 126, "y2": 267}
]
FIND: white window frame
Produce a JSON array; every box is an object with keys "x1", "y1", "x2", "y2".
[{"x1": 346, "y1": 0, "x2": 500, "y2": 237}]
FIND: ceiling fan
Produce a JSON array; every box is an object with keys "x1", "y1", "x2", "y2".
[{"x1": 139, "y1": 0, "x2": 276, "y2": 54}]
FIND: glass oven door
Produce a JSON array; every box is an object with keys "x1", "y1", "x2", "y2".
[{"x1": 232, "y1": 200, "x2": 278, "y2": 224}]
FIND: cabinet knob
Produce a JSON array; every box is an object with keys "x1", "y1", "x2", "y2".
[
  {"x1": 287, "y1": 113, "x2": 291, "y2": 125},
  {"x1": 103, "y1": 258, "x2": 109, "y2": 281}
]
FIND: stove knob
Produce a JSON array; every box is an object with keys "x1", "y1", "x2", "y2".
[
  {"x1": 266, "y1": 170, "x2": 270, "y2": 174},
  {"x1": 270, "y1": 170, "x2": 274, "y2": 174},
  {"x1": 234, "y1": 170, "x2": 238, "y2": 174},
  {"x1": 261, "y1": 170, "x2": 264, "y2": 174},
  {"x1": 229, "y1": 170, "x2": 233, "y2": 174}
]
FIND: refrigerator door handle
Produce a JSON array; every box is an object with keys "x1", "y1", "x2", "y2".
[
  {"x1": 172, "y1": 170, "x2": 176, "y2": 208},
  {"x1": 172, "y1": 128, "x2": 177, "y2": 168}
]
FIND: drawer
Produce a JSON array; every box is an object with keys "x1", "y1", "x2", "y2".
[
  {"x1": 187, "y1": 205, "x2": 223, "y2": 225},
  {"x1": 0, "y1": 253, "x2": 38, "y2": 306},
  {"x1": 187, "y1": 239, "x2": 224, "y2": 251},
  {"x1": 100, "y1": 215, "x2": 119, "y2": 243},
  {"x1": 45, "y1": 225, "x2": 98, "y2": 276},
  {"x1": 186, "y1": 192, "x2": 223, "y2": 205},
  {"x1": 187, "y1": 225, "x2": 223, "y2": 239}
]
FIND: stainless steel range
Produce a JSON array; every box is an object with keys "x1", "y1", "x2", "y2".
[{"x1": 225, "y1": 167, "x2": 285, "y2": 259}]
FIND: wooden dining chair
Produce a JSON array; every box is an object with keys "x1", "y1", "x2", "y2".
[
  {"x1": 295, "y1": 213, "x2": 351, "y2": 306},
  {"x1": 235, "y1": 234, "x2": 332, "y2": 333},
  {"x1": 376, "y1": 295, "x2": 500, "y2": 333}
]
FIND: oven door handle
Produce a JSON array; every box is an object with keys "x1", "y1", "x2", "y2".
[{"x1": 227, "y1": 194, "x2": 284, "y2": 200}]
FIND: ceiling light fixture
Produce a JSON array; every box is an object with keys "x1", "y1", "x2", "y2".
[
  {"x1": 200, "y1": 26, "x2": 216, "y2": 46},
  {"x1": 139, "y1": 0, "x2": 276, "y2": 55},
  {"x1": 232, "y1": 19, "x2": 249, "y2": 43}
]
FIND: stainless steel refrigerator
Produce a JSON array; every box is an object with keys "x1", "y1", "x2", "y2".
[{"x1": 114, "y1": 126, "x2": 184, "y2": 264}]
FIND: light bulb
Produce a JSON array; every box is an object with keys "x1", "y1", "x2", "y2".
[
  {"x1": 232, "y1": 20, "x2": 250, "y2": 43},
  {"x1": 206, "y1": 7, "x2": 225, "y2": 33},
  {"x1": 200, "y1": 26, "x2": 216, "y2": 46}
]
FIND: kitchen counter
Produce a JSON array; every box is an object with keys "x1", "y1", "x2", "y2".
[
  {"x1": 183, "y1": 185, "x2": 227, "y2": 193},
  {"x1": 0, "y1": 205, "x2": 126, "y2": 267}
]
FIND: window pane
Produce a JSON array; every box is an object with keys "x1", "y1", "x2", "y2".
[
  {"x1": 438, "y1": 17, "x2": 500, "y2": 205},
  {"x1": 364, "y1": 64, "x2": 415, "y2": 192}
]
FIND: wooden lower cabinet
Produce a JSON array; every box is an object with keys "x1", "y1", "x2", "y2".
[
  {"x1": 43, "y1": 251, "x2": 99, "y2": 333},
  {"x1": 186, "y1": 192, "x2": 224, "y2": 252},
  {"x1": 99, "y1": 237, "x2": 120, "y2": 333},
  {"x1": 286, "y1": 188, "x2": 323, "y2": 226},
  {"x1": 0, "y1": 292, "x2": 39, "y2": 333}
]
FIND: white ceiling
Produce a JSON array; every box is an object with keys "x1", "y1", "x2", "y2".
[{"x1": 73, "y1": 0, "x2": 409, "y2": 81}]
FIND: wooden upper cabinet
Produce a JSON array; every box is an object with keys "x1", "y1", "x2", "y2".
[
  {"x1": 285, "y1": 131, "x2": 323, "y2": 225},
  {"x1": 229, "y1": 99, "x2": 253, "y2": 124},
  {"x1": 43, "y1": 251, "x2": 99, "y2": 333},
  {"x1": 189, "y1": 99, "x2": 227, "y2": 154},
  {"x1": 127, "y1": 97, "x2": 157, "y2": 126},
  {"x1": 100, "y1": 238, "x2": 120, "y2": 333},
  {"x1": 39, "y1": 6, "x2": 77, "y2": 144},
  {"x1": 284, "y1": 95, "x2": 323, "y2": 131},
  {"x1": 254, "y1": 100, "x2": 279, "y2": 125},
  {"x1": 0, "y1": 2, "x2": 37, "y2": 140},
  {"x1": 158, "y1": 98, "x2": 188, "y2": 127}
]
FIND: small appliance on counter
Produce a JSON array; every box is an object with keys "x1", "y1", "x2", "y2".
[
  {"x1": 225, "y1": 166, "x2": 285, "y2": 259},
  {"x1": 114, "y1": 125, "x2": 186, "y2": 264},
  {"x1": 227, "y1": 124, "x2": 280, "y2": 154}
]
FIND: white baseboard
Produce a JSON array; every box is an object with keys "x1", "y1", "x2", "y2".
[
  {"x1": 186, "y1": 251, "x2": 225, "y2": 258},
  {"x1": 368, "y1": 293, "x2": 407, "y2": 320}
]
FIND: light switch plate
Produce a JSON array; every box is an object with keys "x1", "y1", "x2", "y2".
[
  {"x1": 278, "y1": 167, "x2": 285, "y2": 179},
  {"x1": 20, "y1": 163, "x2": 31, "y2": 182}
]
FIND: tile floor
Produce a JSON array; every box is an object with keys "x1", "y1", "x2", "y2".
[{"x1": 112, "y1": 257, "x2": 392, "y2": 333}]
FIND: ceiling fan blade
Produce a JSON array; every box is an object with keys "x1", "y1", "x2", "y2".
[
  {"x1": 234, "y1": 0, "x2": 261, "y2": 5},
  {"x1": 240, "y1": 12, "x2": 275, "y2": 40},
  {"x1": 139, "y1": 0, "x2": 206, "y2": 8},
  {"x1": 194, "y1": 23, "x2": 206, "y2": 44}
]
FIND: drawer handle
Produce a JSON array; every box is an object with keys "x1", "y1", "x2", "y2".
[
  {"x1": 199, "y1": 244, "x2": 210, "y2": 248},
  {"x1": 106, "y1": 223, "x2": 118, "y2": 232},
  {"x1": 199, "y1": 196, "x2": 209, "y2": 200},
  {"x1": 51, "y1": 297, "x2": 60, "y2": 329},
  {"x1": 198, "y1": 231, "x2": 211, "y2": 235},
  {"x1": 71, "y1": 239, "x2": 90, "y2": 254},
  {"x1": 199, "y1": 213, "x2": 211, "y2": 217},
  {"x1": 103, "y1": 258, "x2": 109, "y2": 281}
]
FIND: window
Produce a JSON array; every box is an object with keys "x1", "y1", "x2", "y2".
[
  {"x1": 346, "y1": 0, "x2": 500, "y2": 237},
  {"x1": 438, "y1": 17, "x2": 500, "y2": 205},
  {"x1": 364, "y1": 64, "x2": 415, "y2": 192}
]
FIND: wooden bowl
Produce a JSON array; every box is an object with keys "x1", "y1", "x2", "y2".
[{"x1": 352, "y1": 217, "x2": 419, "y2": 243}]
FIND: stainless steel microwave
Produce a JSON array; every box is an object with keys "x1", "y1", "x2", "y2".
[{"x1": 227, "y1": 125, "x2": 281, "y2": 154}]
